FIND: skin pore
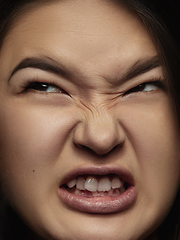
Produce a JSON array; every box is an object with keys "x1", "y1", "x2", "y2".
[{"x1": 0, "y1": 0, "x2": 179, "y2": 239}]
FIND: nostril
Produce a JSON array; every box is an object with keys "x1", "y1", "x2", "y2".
[
  {"x1": 73, "y1": 115, "x2": 126, "y2": 155},
  {"x1": 75, "y1": 142, "x2": 124, "y2": 156}
]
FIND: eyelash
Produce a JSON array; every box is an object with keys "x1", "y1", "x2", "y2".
[
  {"x1": 123, "y1": 78, "x2": 165, "y2": 96},
  {"x1": 20, "y1": 79, "x2": 67, "y2": 94},
  {"x1": 20, "y1": 78, "x2": 165, "y2": 95}
]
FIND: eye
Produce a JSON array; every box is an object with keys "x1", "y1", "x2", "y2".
[
  {"x1": 21, "y1": 81, "x2": 66, "y2": 94},
  {"x1": 124, "y1": 80, "x2": 164, "y2": 95}
]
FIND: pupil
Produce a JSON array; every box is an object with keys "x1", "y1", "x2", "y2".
[
  {"x1": 136, "y1": 84, "x2": 145, "y2": 92},
  {"x1": 32, "y1": 82, "x2": 48, "y2": 91}
]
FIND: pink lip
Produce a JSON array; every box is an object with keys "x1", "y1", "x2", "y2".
[{"x1": 58, "y1": 165, "x2": 137, "y2": 214}]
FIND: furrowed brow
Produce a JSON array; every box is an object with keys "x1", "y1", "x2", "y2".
[
  {"x1": 121, "y1": 56, "x2": 161, "y2": 83},
  {"x1": 9, "y1": 57, "x2": 72, "y2": 81}
]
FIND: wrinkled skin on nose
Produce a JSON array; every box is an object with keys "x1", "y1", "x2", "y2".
[
  {"x1": 0, "y1": 0, "x2": 179, "y2": 240},
  {"x1": 73, "y1": 107, "x2": 126, "y2": 155}
]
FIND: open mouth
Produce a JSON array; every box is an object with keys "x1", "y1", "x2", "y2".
[
  {"x1": 58, "y1": 166, "x2": 137, "y2": 214},
  {"x1": 64, "y1": 174, "x2": 127, "y2": 197}
]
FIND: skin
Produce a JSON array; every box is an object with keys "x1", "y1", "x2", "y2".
[{"x1": 0, "y1": 0, "x2": 179, "y2": 239}]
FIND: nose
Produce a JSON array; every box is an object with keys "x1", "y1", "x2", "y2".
[{"x1": 73, "y1": 110, "x2": 126, "y2": 155}]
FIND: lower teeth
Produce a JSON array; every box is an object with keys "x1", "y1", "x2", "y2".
[{"x1": 67, "y1": 187, "x2": 126, "y2": 197}]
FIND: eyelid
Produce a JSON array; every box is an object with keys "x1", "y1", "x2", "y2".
[
  {"x1": 123, "y1": 78, "x2": 165, "y2": 96},
  {"x1": 9, "y1": 67, "x2": 70, "y2": 90},
  {"x1": 19, "y1": 78, "x2": 68, "y2": 94}
]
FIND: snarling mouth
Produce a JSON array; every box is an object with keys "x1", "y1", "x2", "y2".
[
  {"x1": 64, "y1": 174, "x2": 127, "y2": 197},
  {"x1": 59, "y1": 166, "x2": 137, "y2": 213}
]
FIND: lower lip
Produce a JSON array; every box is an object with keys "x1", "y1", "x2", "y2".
[{"x1": 58, "y1": 186, "x2": 137, "y2": 213}]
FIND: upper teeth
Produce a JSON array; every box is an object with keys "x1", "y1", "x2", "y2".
[{"x1": 67, "y1": 176, "x2": 122, "y2": 192}]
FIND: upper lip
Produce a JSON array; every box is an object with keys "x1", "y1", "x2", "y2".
[{"x1": 60, "y1": 164, "x2": 135, "y2": 187}]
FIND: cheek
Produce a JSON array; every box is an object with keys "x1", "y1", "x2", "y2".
[
  {"x1": 121, "y1": 98, "x2": 180, "y2": 172},
  {"x1": 135, "y1": 117, "x2": 180, "y2": 198},
  {"x1": 120, "y1": 100, "x2": 180, "y2": 220},
  {"x1": 0, "y1": 104, "x2": 78, "y2": 197}
]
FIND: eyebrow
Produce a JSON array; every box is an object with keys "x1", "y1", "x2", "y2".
[
  {"x1": 9, "y1": 57, "x2": 72, "y2": 80},
  {"x1": 120, "y1": 55, "x2": 161, "y2": 83},
  {"x1": 9, "y1": 55, "x2": 161, "y2": 83}
]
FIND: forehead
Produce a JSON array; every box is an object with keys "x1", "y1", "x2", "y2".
[{"x1": 0, "y1": 0, "x2": 157, "y2": 82}]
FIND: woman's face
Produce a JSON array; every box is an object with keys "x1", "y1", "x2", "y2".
[{"x1": 0, "y1": 1, "x2": 179, "y2": 239}]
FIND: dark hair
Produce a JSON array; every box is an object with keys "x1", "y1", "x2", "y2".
[
  {"x1": 0, "y1": 0, "x2": 180, "y2": 119},
  {"x1": 123, "y1": 2, "x2": 180, "y2": 239},
  {"x1": 125, "y1": 0, "x2": 180, "y2": 122},
  {"x1": 0, "y1": 0, "x2": 179, "y2": 240}
]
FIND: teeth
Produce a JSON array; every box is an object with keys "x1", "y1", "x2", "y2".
[
  {"x1": 74, "y1": 188, "x2": 81, "y2": 195},
  {"x1": 92, "y1": 191, "x2": 99, "y2": 197},
  {"x1": 98, "y1": 177, "x2": 111, "y2": 192},
  {"x1": 120, "y1": 186, "x2": 126, "y2": 194},
  {"x1": 108, "y1": 188, "x2": 120, "y2": 196},
  {"x1": 76, "y1": 177, "x2": 86, "y2": 190},
  {"x1": 97, "y1": 192, "x2": 105, "y2": 197},
  {"x1": 111, "y1": 177, "x2": 121, "y2": 189},
  {"x1": 66, "y1": 175, "x2": 125, "y2": 193},
  {"x1": 67, "y1": 178, "x2": 76, "y2": 188},
  {"x1": 84, "y1": 176, "x2": 98, "y2": 192},
  {"x1": 108, "y1": 188, "x2": 114, "y2": 195}
]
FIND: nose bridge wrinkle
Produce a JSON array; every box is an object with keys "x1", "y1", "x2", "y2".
[{"x1": 73, "y1": 107, "x2": 126, "y2": 155}]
